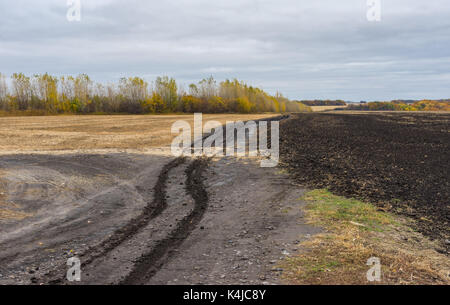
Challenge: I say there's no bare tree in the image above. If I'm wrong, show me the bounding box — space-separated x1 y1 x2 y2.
189 83 199 97
119 77 148 102
11 73 32 110
60 76 75 101
74 74 92 104
32 73 59 111
155 76 178 110
198 75 217 100
0 73 8 107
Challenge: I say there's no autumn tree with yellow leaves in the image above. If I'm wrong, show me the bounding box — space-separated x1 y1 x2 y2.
0 73 311 115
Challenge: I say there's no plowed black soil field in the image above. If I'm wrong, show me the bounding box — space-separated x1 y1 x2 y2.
280 112 449 250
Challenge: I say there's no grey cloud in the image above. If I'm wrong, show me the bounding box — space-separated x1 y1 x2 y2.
0 0 449 101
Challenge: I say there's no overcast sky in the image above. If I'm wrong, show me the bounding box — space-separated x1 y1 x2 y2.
1 0 449 101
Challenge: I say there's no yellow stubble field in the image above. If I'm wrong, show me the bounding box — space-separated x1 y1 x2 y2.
0 114 278 153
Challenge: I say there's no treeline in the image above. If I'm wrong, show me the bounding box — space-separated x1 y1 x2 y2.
348 100 450 111
0 73 310 115
294 100 347 106
390 99 450 104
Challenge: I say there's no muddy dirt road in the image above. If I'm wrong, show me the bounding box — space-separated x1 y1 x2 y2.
0 152 316 285
0 114 318 285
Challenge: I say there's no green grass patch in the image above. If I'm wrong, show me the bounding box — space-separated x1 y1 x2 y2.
301 189 395 232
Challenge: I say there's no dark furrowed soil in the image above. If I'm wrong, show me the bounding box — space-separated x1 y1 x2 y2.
280 112 449 250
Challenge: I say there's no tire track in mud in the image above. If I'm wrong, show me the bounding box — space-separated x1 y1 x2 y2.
120 157 209 285
119 116 288 284
43 157 186 284
42 115 284 284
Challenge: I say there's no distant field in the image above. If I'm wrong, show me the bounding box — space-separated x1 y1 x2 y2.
310 105 348 112
0 114 277 153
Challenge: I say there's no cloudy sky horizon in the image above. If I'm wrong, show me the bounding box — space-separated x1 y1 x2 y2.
1 0 449 101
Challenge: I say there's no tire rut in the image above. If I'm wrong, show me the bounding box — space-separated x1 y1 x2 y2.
39 115 283 284
42 157 186 284
120 157 209 285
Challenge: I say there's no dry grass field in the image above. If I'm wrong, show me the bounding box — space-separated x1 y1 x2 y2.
310 106 348 112
281 189 449 284
0 114 277 153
